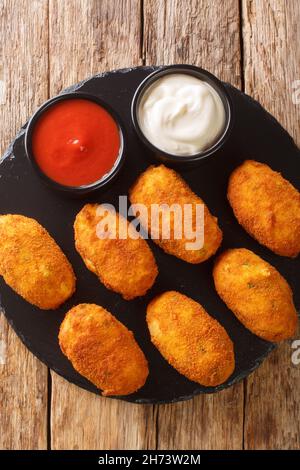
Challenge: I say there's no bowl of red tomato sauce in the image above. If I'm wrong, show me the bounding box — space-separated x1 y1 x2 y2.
25 92 125 196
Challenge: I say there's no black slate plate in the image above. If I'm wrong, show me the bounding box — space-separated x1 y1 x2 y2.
0 66 299 404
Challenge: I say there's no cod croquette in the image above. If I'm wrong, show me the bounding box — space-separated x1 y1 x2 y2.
0 214 75 309
146 291 235 387
74 204 158 300
228 160 300 257
129 165 222 264
59 303 149 396
213 248 298 342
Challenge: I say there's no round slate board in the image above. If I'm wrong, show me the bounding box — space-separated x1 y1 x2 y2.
0 66 299 404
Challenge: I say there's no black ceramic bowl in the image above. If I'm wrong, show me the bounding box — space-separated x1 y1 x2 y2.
25 92 126 196
131 65 234 167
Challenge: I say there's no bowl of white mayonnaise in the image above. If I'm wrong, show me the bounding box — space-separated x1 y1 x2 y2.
131 65 233 166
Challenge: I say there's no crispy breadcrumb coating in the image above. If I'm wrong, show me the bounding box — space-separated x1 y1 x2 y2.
74 204 158 300
228 160 300 257
213 248 298 342
129 165 222 264
146 291 235 387
0 214 75 309
59 303 149 396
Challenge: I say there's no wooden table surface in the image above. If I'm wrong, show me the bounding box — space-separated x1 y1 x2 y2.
0 0 299 450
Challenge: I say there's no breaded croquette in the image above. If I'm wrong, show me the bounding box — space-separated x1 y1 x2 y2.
146 291 235 387
228 160 300 257
0 214 75 309
129 165 222 264
74 204 158 300
213 248 298 342
59 303 149 396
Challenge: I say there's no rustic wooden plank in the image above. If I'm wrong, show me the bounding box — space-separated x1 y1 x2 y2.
143 0 242 87
242 0 300 449
49 0 142 95
143 0 244 450
49 0 157 450
243 0 300 147
157 387 243 450
51 376 156 450
0 0 49 450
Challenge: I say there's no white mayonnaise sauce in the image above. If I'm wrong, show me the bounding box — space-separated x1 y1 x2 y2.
138 73 226 156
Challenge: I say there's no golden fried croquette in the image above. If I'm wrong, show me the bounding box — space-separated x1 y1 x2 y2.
0 214 75 309
146 291 235 387
213 248 298 342
129 165 222 264
59 303 149 396
228 160 300 257
74 204 158 300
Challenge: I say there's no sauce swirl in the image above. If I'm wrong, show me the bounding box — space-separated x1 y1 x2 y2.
138 74 225 156
32 98 120 187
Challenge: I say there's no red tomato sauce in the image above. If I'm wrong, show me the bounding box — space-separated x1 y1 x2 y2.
32 99 120 187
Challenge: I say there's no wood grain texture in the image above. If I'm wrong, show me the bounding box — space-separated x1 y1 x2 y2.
51 376 156 450
49 0 142 95
243 0 300 147
1 0 299 451
156 387 243 450
143 0 244 450
48 0 157 450
242 0 300 449
143 0 242 87
0 0 48 450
